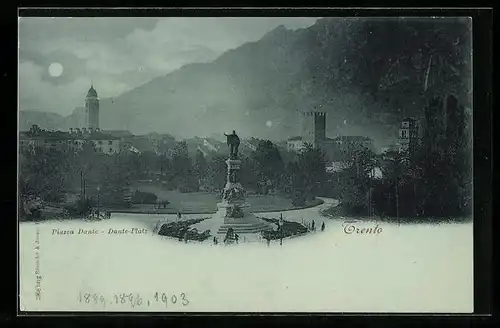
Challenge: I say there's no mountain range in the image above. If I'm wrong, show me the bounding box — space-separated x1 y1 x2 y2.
19 17 471 149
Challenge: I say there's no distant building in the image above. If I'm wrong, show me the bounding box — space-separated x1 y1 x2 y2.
121 141 141 154
330 136 374 152
83 130 121 155
285 110 326 152
241 138 260 152
286 136 306 152
203 138 220 152
85 85 100 130
286 110 375 161
301 111 326 148
20 125 120 155
20 125 78 153
398 117 423 154
325 160 383 179
319 136 374 161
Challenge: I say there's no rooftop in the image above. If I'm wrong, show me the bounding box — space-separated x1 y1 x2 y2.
86 131 120 140
102 130 133 138
20 129 119 141
86 85 98 98
331 136 372 141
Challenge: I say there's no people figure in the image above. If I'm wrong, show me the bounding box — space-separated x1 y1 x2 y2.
213 236 218 245
183 230 188 243
321 222 325 232
224 227 234 245
224 130 240 159
235 233 239 244
177 212 182 221
312 220 315 231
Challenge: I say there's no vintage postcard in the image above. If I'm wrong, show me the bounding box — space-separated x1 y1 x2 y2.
18 14 474 313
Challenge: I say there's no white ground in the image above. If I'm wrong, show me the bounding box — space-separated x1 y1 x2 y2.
19 198 473 313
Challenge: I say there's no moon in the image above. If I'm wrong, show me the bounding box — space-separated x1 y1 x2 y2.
48 62 63 77
266 120 273 128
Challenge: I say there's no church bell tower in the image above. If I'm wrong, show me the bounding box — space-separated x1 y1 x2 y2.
85 84 99 130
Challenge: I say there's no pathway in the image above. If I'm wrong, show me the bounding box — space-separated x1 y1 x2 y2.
110 197 339 236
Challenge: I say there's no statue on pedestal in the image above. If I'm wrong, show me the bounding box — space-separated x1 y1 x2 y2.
224 130 240 159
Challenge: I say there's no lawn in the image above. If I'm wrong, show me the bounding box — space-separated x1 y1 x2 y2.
119 182 323 214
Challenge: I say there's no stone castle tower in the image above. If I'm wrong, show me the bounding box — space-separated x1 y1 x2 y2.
301 111 326 147
85 85 99 130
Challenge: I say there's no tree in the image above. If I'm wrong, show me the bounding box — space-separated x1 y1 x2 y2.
239 155 259 192
139 151 160 177
171 141 198 192
297 143 328 197
335 144 377 215
206 155 227 192
377 150 408 218
193 149 208 186
370 96 472 219
252 140 285 190
282 143 328 205
286 161 307 206
19 147 70 203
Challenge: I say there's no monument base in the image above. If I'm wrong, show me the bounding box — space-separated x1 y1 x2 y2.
212 206 275 236
190 202 275 238
189 150 276 241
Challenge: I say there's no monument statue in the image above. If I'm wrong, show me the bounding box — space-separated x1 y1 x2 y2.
208 129 272 237
224 130 240 159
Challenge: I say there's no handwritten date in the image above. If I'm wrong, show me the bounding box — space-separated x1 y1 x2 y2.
78 291 189 308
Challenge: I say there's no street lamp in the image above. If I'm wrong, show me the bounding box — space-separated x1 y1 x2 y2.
97 186 100 219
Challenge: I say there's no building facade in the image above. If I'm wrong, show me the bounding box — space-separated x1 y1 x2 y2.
398 117 422 154
286 136 306 152
20 125 120 155
286 110 327 152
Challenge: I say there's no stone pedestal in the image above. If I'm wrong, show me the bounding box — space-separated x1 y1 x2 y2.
214 158 274 236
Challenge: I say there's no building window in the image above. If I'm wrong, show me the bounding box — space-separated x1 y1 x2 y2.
109 148 113 153
98 140 103 145
108 140 113 145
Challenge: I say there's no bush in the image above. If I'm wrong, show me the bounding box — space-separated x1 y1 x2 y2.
19 208 42 222
158 218 211 241
260 217 308 240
